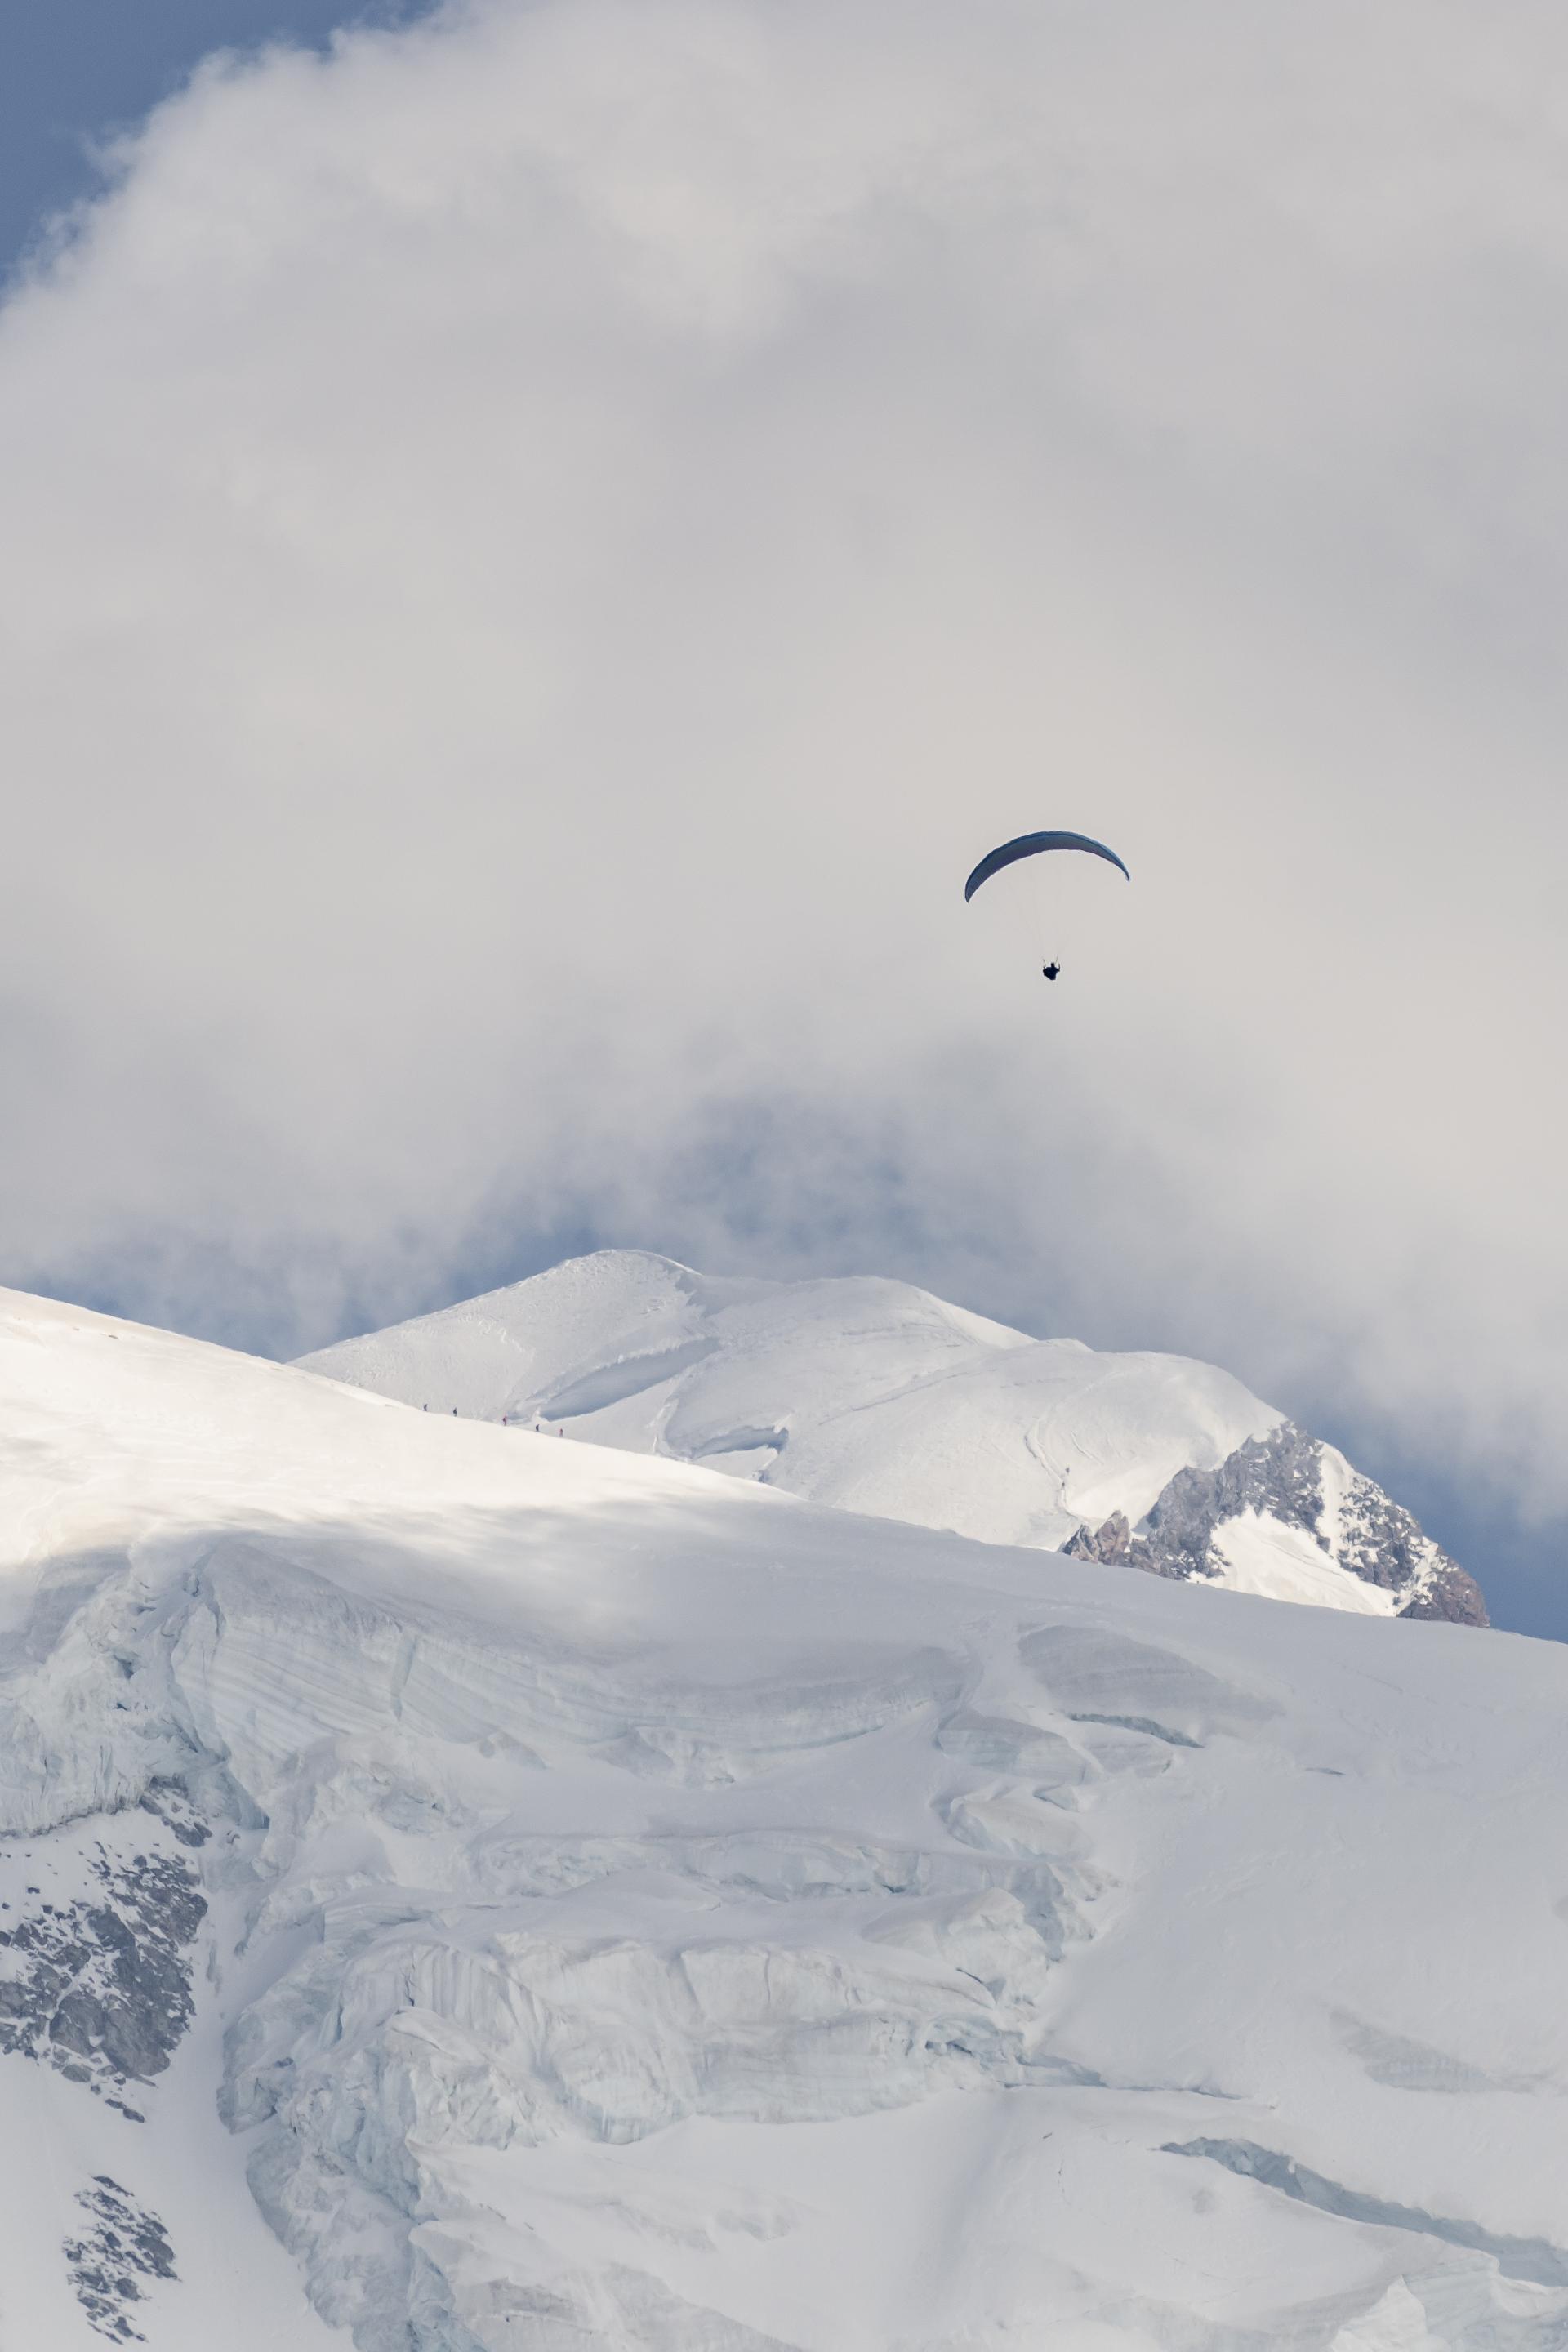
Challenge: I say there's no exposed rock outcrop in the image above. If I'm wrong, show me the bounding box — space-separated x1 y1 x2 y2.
0 1839 207 2102
65 2175 176 2343
1065 1423 1488 1625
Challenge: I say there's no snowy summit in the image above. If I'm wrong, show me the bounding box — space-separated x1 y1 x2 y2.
301 1250 1486 1625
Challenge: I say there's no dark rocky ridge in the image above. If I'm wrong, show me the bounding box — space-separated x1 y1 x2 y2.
1064 1422 1487 1626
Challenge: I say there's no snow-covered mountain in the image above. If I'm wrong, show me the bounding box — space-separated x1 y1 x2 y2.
301 1250 1487 1625
2 1280 1558 2348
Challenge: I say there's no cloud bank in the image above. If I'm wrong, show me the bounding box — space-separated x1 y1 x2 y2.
0 0 1565 1534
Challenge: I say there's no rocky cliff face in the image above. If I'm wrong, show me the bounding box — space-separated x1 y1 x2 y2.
1064 1423 1488 1625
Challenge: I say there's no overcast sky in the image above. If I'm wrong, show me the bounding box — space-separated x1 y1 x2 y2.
2 0 1565 1633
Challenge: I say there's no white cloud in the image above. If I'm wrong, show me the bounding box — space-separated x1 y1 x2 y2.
1 0 1566 1516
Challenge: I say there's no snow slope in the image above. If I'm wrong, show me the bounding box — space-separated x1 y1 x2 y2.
0 1283 1561 2348
301 1250 1486 1622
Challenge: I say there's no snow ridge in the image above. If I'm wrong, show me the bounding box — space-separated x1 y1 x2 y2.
301 1251 1486 1624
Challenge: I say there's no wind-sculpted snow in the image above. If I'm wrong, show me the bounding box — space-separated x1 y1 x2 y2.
1019 1622 1280 1744
0 1285 1561 2346
300 1250 1487 1623
1163 2141 1568 2291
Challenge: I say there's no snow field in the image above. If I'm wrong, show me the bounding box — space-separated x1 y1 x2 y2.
0 1285 1561 2345
300 1251 1477 1623
299 1250 1281 1553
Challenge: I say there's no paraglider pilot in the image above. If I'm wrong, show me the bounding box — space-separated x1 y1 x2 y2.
962 830 1129 989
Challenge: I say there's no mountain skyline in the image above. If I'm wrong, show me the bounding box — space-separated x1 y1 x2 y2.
300 1246 1491 1628
0 0 1565 1650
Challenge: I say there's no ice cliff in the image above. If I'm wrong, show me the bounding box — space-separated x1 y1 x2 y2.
0 1285 1558 2348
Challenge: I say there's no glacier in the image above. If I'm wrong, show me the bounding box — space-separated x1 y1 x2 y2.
0 1281 1561 2347
301 1250 1486 1624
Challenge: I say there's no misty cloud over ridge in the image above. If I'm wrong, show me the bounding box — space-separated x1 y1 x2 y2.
0 0 1564 1535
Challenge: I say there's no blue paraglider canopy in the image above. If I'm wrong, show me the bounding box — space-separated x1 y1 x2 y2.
963 830 1130 902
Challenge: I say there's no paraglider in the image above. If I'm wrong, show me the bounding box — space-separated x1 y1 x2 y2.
964 831 1129 980
963 830 1130 902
